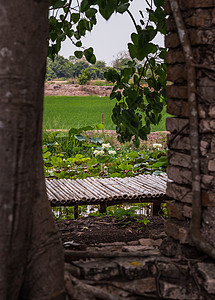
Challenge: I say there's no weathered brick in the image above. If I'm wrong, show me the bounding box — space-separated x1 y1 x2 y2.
166 85 188 99
167 166 192 185
164 0 215 14
166 118 189 134
183 205 192 219
202 207 215 248
213 7 215 24
201 157 210 174
167 100 189 117
167 64 187 83
157 262 188 279
199 76 215 87
208 159 215 171
190 28 215 45
200 140 210 156
167 101 207 118
166 201 184 220
208 105 215 118
166 50 185 64
164 219 192 244
197 262 215 294
211 136 215 153
167 135 190 151
202 175 215 192
200 119 215 133
198 104 207 119
198 86 215 103
166 182 192 204
193 46 215 65
166 16 176 33
159 280 199 300
185 9 212 27
168 151 191 168
165 33 180 48
202 191 215 207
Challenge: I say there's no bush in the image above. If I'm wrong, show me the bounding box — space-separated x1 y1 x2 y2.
78 69 91 85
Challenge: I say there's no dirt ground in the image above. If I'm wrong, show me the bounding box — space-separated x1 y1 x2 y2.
56 215 165 248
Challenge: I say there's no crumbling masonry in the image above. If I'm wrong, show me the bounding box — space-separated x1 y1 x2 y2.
65 1 215 298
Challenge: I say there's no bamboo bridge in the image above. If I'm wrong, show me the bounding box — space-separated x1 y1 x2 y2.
46 173 169 218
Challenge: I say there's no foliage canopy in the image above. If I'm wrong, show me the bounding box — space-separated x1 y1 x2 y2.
49 0 166 146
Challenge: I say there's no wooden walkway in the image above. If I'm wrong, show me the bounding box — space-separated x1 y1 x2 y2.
46 173 169 218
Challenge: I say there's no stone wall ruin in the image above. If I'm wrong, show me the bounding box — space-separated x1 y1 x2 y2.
165 0 215 252
64 1 215 298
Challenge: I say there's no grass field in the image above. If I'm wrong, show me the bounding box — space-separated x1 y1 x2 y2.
43 95 169 131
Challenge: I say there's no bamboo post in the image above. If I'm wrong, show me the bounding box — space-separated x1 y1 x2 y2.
74 205 79 219
152 201 160 216
99 202 107 214
101 113 104 133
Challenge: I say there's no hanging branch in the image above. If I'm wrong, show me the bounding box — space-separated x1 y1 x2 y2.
169 0 215 259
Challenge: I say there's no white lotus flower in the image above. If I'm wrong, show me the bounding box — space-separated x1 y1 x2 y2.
108 150 116 155
102 143 111 149
153 143 162 150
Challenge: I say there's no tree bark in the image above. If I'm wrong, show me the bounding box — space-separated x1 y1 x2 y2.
0 1 65 299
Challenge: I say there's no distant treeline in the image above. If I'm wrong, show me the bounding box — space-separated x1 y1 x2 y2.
46 55 109 81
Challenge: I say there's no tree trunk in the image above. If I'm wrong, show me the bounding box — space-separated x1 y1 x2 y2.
0 1 65 299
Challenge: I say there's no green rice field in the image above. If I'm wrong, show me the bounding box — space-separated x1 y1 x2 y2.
43 95 169 131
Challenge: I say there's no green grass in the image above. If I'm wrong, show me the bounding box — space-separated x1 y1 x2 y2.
43 95 169 131
43 95 117 130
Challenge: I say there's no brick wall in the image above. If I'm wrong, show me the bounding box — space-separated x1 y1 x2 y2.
165 0 215 248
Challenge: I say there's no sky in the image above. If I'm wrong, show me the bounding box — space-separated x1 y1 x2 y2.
59 0 164 66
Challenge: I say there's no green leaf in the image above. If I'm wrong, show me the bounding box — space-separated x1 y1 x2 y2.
71 13 80 24
154 0 164 7
85 8 97 18
75 41 82 47
95 123 103 130
74 51 83 59
128 43 137 59
84 47 96 64
116 3 130 13
50 0 66 9
80 125 94 131
80 0 90 12
74 135 86 142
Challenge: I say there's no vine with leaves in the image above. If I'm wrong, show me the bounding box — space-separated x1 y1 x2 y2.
49 0 166 147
